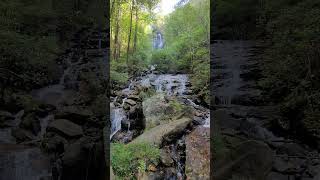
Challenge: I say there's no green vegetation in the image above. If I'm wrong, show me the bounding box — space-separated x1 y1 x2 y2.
260 0 320 141
215 0 320 143
111 142 160 179
0 0 105 103
111 0 210 105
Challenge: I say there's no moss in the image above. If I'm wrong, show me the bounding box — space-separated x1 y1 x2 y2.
111 142 160 179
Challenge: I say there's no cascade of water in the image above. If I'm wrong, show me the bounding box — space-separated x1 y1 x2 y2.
38 115 54 138
110 108 126 139
203 114 210 128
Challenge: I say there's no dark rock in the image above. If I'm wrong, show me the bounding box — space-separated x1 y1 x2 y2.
160 149 174 167
55 106 93 125
277 143 307 156
128 94 141 101
61 139 107 180
185 126 210 179
132 117 192 146
124 99 137 106
41 134 67 154
11 128 35 142
48 119 83 138
213 140 273 180
267 172 288 180
20 112 41 135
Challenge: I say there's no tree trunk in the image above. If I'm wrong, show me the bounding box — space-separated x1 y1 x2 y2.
133 6 139 52
126 0 134 72
113 1 121 61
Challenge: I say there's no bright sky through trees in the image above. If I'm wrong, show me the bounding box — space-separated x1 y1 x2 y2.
155 0 179 15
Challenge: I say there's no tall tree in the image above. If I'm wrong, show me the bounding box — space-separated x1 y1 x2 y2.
126 0 134 70
133 4 139 52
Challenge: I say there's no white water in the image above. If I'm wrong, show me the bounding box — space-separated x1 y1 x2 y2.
110 107 126 139
38 115 54 138
150 74 188 96
153 32 164 49
203 114 210 128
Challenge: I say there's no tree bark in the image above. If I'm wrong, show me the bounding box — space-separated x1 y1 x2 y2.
126 0 134 72
133 5 139 52
113 1 121 60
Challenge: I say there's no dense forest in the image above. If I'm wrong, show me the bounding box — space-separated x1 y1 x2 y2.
110 0 210 179
0 1 108 180
110 0 210 105
213 0 320 179
214 0 320 148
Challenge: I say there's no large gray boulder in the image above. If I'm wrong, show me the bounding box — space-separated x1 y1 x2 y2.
48 119 83 138
131 117 192 146
142 94 188 129
185 126 210 179
213 140 273 180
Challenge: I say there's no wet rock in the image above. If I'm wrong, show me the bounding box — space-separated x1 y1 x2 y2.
213 140 272 180
128 94 141 101
55 106 93 125
267 172 288 180
124 99 137 106
61 139 107 180
20 112 41 135
185 126 210 179
0 110 15 127
11 127 35 142
160 149 174 166
142 94 188 129
131 117 192 146
277 143 307 156
41 133 68 154
48 119 83 138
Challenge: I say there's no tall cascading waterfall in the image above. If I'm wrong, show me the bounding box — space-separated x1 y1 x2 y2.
153 31 164 49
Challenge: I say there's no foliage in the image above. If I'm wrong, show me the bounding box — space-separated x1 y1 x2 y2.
111 142 160 179
214 0 263 39
0 0 105 92
258 0 320 139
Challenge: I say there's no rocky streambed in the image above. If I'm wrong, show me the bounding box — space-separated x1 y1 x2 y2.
0 28 108 180
212 40 320 180
110 69 210 179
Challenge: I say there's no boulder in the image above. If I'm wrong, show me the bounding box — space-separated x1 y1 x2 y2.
143 94 187 129
277 143 307 156
131 117 192 146
160 149 174 167
0 110 15 127
185 126 210 179
124 99 137 106
11 128 36 142
61 139 107 180
48 119 83 138
266 172 288 180
55 106 93 125
19 112 41 135
213 140 273 180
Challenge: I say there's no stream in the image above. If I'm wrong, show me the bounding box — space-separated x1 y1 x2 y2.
213 40 320 180
110 66 210 179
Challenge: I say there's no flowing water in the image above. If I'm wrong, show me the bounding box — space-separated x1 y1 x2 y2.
110 106 126 139
110 66 210 179
153 32 164 49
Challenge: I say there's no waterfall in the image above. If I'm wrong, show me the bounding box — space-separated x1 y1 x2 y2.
152 74 188 95
203 114 210 128
153 32 164 49
110 108 126 139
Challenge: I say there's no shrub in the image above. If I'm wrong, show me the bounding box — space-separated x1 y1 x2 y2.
111 142 160 179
